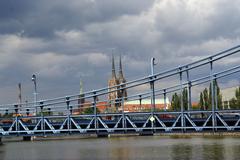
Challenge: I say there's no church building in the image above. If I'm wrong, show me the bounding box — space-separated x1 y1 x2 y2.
108 55 127 111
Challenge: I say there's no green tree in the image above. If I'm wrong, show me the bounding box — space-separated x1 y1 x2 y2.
199 92 204 110
182 88 188 110
3 113 13 118
83 107 100 114
229 87 240 109
216 81 223 109
171 93 180 111
171 89 188 111
37 109 53 116
199 80 223 111
209 80 222 109
203 88 209 110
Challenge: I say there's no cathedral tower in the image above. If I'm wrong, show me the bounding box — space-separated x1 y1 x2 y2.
108 55 127 111
108 55 120 110
118 55 127 100
78 79 85 108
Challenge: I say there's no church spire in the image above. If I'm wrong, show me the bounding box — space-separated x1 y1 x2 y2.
119 54 124 80
78 79 85 108
118 54 127 100
112 54 117 78
80 79 83 95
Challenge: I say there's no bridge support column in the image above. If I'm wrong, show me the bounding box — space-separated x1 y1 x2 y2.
179 67 186 132
23 136 32 141
93 92 98 134
150 80 156 133
214 78 218 131
214 79 218 110
150 57 156 133
186 69 192 116
66 97 71 134
40 102 45 135
121 85 126 132
210 59 216 132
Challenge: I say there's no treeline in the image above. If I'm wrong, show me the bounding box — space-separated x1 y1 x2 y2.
171 80 240 110
228 87 240 109
171 88 188 111
170 80 222 111
199 80 222 110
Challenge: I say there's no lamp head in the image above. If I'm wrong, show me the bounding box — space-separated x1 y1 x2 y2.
32 74 36 81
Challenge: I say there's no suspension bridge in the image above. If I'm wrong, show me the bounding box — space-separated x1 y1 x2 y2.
1 45 240 140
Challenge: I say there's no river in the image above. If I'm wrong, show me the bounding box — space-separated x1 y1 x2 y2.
0 136 239 160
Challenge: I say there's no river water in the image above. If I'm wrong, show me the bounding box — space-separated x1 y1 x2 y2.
0 136 240 160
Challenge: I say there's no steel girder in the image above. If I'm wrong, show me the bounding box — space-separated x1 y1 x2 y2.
0 110 240 137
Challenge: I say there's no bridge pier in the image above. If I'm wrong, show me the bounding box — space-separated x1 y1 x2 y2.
97 133 108 138
139 130 154 136
23 136 32 141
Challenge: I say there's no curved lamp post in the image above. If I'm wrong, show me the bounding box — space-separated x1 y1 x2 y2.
32 74 37 115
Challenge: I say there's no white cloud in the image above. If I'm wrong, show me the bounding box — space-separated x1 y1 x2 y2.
85 52 108 66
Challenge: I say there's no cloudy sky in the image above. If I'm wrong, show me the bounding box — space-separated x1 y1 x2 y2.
0 0 240 104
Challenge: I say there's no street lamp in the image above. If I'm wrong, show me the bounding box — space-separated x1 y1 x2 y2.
150 57 157 132
32 74 37 115
151 57 156 76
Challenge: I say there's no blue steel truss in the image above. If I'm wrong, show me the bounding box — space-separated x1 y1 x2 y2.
0 110 240 136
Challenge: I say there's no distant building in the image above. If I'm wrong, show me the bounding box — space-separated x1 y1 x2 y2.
73 101 91 115
221 86 238 109
96 98 171 113
108 55 127 111
122 98 170 112
97 102 109 113
191 102 199 109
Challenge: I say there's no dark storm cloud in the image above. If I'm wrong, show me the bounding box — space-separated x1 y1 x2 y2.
0 0 36 33
0 0 155 38
0 0 35 19
0 0 240 104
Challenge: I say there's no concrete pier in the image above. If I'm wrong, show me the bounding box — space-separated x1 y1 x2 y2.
97 133 108 138
23 136 32 141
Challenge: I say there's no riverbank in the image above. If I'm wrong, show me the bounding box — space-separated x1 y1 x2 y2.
155 132 240 138
1 132 240 143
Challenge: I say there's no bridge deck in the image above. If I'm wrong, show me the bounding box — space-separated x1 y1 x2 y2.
1 111 240 137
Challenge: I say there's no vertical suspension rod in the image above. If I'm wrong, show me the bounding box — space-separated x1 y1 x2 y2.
66 97 70 132
164 89 167 111
210 58 216 131
121 85 126 129
93 92 98 131
179 67 185 131
214 78 218 110
150 57 156 132
40 102 45 135
186 68 192 113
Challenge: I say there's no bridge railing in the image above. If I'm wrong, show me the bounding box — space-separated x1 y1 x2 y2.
1 45 240 107
0 45 240 135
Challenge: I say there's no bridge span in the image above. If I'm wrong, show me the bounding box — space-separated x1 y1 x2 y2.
1 45 240 139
